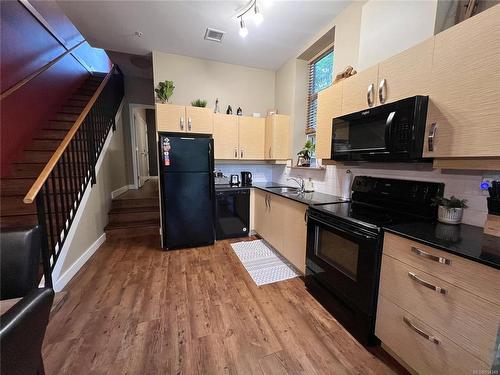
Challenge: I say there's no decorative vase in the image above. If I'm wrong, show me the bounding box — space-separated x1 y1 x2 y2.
437 206 463 225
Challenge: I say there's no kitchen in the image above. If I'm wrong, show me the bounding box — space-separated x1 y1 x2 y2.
21 0 500 374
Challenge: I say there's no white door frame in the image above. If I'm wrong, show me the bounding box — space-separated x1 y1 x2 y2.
129 103 155 189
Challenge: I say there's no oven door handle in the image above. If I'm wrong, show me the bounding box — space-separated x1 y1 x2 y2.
309 216 377 241
384 111 396 151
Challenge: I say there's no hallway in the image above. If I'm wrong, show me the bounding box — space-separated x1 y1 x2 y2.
42 233 399 375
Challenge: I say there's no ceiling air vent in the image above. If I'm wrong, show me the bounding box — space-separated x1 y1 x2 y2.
204 28 225 43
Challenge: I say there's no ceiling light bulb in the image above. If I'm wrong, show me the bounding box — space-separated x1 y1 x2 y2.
254 4 263 25
239 17 248 38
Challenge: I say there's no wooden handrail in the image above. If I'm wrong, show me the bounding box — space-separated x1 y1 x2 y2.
23 65 116 204
0 40 86 101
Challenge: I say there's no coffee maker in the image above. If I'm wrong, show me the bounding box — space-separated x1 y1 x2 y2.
241 171 252 186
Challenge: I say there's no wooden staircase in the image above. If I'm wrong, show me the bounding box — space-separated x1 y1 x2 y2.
0 75 104 232
105 180 160 239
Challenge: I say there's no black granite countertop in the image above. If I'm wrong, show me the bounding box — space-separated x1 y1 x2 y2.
384 221 500 270
215 184 251 192
252 183 347 205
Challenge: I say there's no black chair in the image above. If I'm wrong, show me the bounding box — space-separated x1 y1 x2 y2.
1 226 42 300
1 226 54 375
1 288 54 375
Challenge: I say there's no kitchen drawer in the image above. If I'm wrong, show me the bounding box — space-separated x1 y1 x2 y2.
383 233 500 306
380 254 500 365
376 295 490 375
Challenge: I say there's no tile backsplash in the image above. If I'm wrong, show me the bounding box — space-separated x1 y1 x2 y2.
272 163 493 227
215 164 272 183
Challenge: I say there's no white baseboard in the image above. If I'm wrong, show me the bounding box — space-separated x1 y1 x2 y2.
111 184 138 199
53 233 106 292
111 185 129 199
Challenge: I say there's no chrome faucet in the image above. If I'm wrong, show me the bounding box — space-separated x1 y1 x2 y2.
287 176 305 194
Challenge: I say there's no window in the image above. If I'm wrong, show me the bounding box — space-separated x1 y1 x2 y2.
306 49 334 134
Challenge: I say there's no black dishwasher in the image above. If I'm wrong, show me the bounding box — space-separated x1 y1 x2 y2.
215 187 250 239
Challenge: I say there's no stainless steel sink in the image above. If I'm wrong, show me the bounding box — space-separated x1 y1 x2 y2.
267 187 300 194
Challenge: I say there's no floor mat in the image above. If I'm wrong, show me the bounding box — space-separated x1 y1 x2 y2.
231 239 299 286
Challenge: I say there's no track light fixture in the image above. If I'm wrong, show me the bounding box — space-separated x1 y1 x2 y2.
239 17 248 38
236 0 265 38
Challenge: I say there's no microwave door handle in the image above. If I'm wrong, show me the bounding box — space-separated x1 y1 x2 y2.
385 111 396 151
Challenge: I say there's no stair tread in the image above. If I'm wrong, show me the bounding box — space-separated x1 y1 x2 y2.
105 219 160 230
109 206 159 214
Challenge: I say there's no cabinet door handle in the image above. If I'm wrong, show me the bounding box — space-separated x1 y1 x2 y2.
408 272 447 295
304 209 308 224
428 123 437 152
180 117 185 131
188 117 192 131
367 83 375 107
403 316 440 345
411 246 451 265
378 79 387 104
265 194 269 209
268 146 272 158
240 149 244 158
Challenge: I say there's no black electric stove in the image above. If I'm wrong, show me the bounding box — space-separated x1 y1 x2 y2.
305 176 444 346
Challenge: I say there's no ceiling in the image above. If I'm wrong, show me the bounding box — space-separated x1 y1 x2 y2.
56 1 351 72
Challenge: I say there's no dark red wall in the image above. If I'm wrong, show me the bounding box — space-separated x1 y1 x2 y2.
0 1 111 176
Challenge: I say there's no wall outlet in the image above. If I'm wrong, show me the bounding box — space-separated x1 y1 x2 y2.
481 174 500 191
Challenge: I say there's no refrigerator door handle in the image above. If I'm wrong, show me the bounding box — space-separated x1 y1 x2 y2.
208 142 214 200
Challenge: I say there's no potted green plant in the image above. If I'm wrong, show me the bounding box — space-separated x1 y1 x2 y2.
155 80 175 103
432 196 468 224
191 99 207 108
297 140 315 167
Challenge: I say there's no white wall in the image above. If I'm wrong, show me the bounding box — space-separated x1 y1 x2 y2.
357 0 438 70
153 51 275 116
56 108 128 288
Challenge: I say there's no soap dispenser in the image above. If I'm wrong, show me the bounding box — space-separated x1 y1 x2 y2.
304 178 314 192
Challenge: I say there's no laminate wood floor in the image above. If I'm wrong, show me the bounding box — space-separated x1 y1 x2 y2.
43 235 402 375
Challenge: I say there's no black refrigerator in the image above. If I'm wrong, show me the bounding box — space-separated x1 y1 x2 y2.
158 133 215 249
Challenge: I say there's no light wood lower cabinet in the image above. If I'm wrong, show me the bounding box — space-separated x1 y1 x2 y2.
377 233 500 373
376 295 489 375
423 5 500 158
280 198 307 273
316 82 343 160
253 190 307 273
379 254 500 365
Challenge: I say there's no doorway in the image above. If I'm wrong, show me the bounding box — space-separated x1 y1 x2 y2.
129 104 157 189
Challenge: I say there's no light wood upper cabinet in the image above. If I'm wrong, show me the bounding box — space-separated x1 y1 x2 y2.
341 65 379 115
377 38 434 105
213 114 238 159
185 106 213 134
156 103 186 132
156 104 213 134
423 5 500 158
316 82 343 159
265 114 290 160
239 117 265 160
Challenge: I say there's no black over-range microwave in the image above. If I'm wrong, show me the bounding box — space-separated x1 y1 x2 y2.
331 96 429 162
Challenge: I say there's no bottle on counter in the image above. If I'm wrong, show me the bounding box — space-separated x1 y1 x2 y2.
304 178 314 192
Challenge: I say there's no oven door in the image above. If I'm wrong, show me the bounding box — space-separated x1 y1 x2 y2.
306 215 380 314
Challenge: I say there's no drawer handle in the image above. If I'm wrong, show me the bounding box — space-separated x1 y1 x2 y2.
403 316 440 345
411 247 451 265
408 272 447 295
